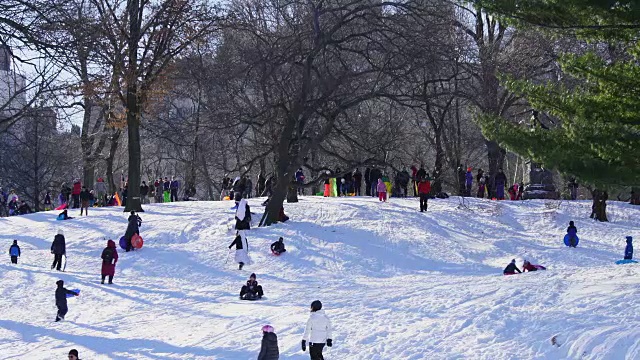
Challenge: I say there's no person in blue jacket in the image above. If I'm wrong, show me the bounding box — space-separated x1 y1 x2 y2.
566 221 578 247
9 240 20 264
624 236 633 260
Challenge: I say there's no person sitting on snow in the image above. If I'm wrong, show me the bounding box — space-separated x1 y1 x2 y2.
522 260 546 272
271 237 287 255
240 273 264 300
566 221 578 247
503 259 521 275
57 209 74 220
625 236 633 260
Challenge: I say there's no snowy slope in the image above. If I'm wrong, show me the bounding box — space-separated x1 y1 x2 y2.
0 197 638 360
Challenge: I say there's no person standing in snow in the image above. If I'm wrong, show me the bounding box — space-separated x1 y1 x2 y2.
229 232 251 270
418 177 431 212
239 273 264 299
51 229 66 271
376 178 387 202
568 178 579 200
79 186 91 216
624 236 633 260
44 191 52 211
9 240 20 264
55 280 78 321
140 181 149 204
94 178 107 206
301 300 333 360
397 169 410 198
476 169 486 198
566 221 578 247
369 167 382 197
503 259 521 275
101 239 119 284
353 169 363 196
465 167 473 197
71 179 82 208
258 325 279 360
494 169 507 200
364 168 371 196
170 177 180 202
124 211 141 252
296 168 305 196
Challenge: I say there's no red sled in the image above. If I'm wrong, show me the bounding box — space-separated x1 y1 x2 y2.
272 251 281 256
55 204 68 211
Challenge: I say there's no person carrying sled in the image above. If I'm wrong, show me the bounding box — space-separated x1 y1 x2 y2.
240 273 264 300
522 260 546 272
503 259 521 275
51 229 66 271
101 239 119 284
124 211 141 252
625 236 633 260
302 300 333 360
9 240 20 264
271 237 287 255
229 232 251 270
566 221 578 247
79 186 91 216
55 280 78 321
258 325 279 360
57 209 73 221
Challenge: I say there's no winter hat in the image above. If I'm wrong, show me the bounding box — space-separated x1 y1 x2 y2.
250 273 256 279
261 324 274 333
569 221 575 226
130 211 135 215
278 237 283 242
68 349 79 357
311 300 322 312
510 259 516 264
57 229 64 236
627 236 633 243
56 280 64 287
13 240 17 244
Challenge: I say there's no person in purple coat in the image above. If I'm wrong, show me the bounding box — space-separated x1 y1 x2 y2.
465 167 473 197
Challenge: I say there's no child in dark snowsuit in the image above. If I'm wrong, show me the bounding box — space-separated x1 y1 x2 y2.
55 280 78 321
258 325 280 360
9 240 20 264
625 236 633 260
567 221 578 247
503 259 521 275
271 237 286 255
240 273 264 300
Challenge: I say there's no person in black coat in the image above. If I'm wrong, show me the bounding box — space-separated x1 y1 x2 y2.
369 167 382 196
51 230 66 271
271 237 286 255
55 280 78 321
258 325 279 360
124 211 141 252
240 273 264 299
503 259 521 275
364 168 371 196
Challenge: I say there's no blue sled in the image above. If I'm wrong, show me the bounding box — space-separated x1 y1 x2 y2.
615 259 638 265
564 234 579 247
66 289 80 298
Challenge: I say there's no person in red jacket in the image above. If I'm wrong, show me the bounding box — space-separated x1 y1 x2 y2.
418 177 431 212
71 179 82 209
101 239 119 284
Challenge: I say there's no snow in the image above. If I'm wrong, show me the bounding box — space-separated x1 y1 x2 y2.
0 197 639 359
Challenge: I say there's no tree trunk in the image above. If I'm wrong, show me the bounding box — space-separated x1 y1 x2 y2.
432 128 444 194
631 187 640 205
592 189 609 222
261 179 288 226
106 130 121 195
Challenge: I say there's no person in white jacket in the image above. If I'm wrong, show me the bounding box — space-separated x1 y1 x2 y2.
302 300 333 360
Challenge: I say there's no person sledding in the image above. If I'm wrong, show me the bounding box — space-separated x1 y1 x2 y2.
565 221 578 247
503 259 521 275
9 240 20 264
101 239 119 284
57 209 73 221
271 237 287 255
124 211 141 252
624 236 633 260
55 280 78 322
240 273 264 300
229 232 251 270
522 260 546 272
257 324 279 360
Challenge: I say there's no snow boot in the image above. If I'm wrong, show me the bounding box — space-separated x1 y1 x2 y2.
239 262 244 270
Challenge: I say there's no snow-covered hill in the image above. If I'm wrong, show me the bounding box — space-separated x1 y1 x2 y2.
0 197 638 359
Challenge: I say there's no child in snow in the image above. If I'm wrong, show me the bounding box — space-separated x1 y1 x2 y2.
79 186 91 216
68 349 80 360
566 221 578 247
302 300 333 360
258 325 279 360
625 236 633 260
503 259 521 275
51 229 66 271
55 280 78 321
240 273 264 300
418 177 431 212
101 239 119 284
271 237 286 255
376 179 387 202
57 209 73 221
522 260 546 272
124 211 141 252
9 240 20 264
229 233 251 270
